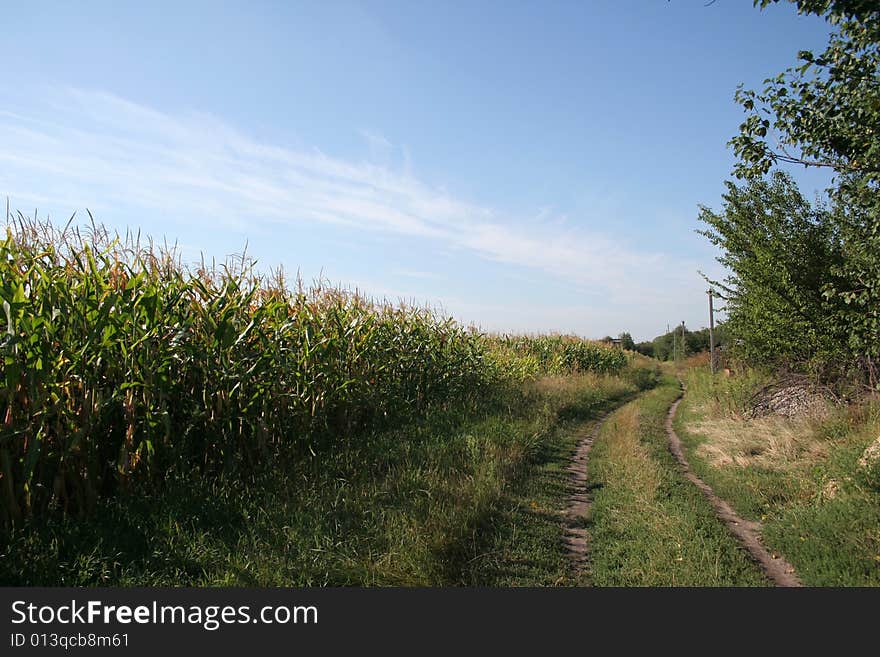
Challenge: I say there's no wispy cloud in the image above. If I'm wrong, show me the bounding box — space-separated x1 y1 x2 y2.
360 129 394 165
0 87 712 337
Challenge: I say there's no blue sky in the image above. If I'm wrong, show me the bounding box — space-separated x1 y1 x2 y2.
2 1 834 340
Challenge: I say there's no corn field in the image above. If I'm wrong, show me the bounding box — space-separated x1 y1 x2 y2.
0 216 627 528
488 334 628 379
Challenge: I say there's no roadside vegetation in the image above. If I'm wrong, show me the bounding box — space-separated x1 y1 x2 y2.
0 215 636 585
458 361 661 586
674 366 880 586
2 370 649 585
586 374 768 586
668 0 880 586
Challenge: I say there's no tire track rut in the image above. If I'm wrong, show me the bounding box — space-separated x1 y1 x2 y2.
563 413 611 575
665 389 802 587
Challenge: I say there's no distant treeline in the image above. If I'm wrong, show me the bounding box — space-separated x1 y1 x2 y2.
599 328 724 362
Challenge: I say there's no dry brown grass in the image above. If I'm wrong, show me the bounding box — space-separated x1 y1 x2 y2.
525 373 633 408
528 373 602 395
676 368 880 585
689 409 829 471
600 404 662 504
685 352 711 368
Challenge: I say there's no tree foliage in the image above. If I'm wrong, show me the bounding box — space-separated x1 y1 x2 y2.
707 0 880 384
731 1 880 180
698 172 851 372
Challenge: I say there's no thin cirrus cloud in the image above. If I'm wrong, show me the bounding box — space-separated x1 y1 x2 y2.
0 87 708 335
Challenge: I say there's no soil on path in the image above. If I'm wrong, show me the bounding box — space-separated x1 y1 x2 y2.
665 389 803 587
563 415 609 575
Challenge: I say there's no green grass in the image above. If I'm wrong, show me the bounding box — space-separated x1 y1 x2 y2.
674 366 880 586
587 376 769 586
450 381 641 586
0 373 637 586
455 360 662 586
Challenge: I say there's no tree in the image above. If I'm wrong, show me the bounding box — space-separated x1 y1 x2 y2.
634 341 655 357
640 325 717 362
731 1 880 180
618 332 636 351
685 328 710 354
713 0 880 383
698 172 849 372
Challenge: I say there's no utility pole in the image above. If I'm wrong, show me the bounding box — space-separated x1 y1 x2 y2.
680 321 686 362
707 289 716 374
